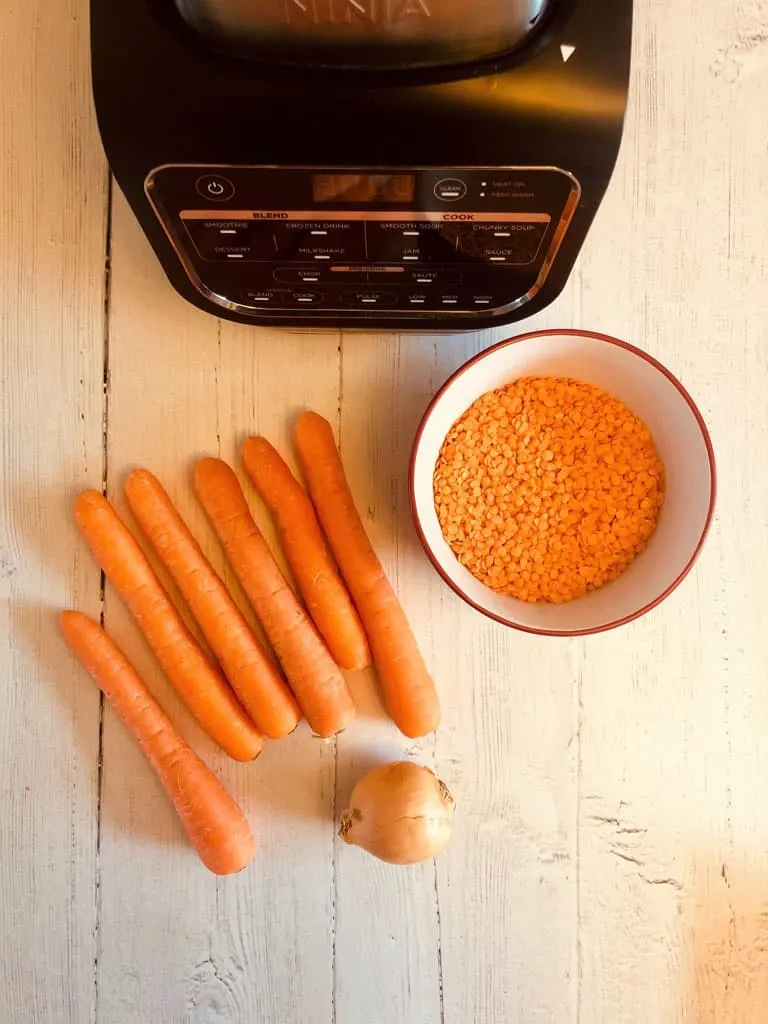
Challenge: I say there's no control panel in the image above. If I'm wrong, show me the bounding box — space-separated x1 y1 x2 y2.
145 167 580 320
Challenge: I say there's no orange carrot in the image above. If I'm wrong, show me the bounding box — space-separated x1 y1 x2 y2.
242 436 371 672
73 490 264 761
293 412 440 738
193 457 355 737
60 611 255 875
124 469 300 740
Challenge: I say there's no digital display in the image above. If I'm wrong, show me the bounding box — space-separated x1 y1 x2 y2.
312 174 415 204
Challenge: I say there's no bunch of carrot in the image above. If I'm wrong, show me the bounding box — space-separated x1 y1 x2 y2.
61 412 439 875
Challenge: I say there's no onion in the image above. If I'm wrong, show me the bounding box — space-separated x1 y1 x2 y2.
339 761 455 865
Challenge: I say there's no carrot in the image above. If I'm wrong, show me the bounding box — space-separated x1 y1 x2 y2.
193 457 355 737
242 436 371 672
73 490 264 762
59 611 255 875
293 412 440 738
124 469 300 740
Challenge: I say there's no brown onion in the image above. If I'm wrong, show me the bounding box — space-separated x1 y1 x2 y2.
339 761 455 865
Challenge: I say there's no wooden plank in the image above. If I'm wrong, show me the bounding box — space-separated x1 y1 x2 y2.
576 0 768 1020
334 311 580 1022
97 188 339 1023
434 295 583 1023
333 334 443 1024
0 1 108 1020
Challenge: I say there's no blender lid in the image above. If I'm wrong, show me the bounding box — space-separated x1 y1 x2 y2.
173 0 552 69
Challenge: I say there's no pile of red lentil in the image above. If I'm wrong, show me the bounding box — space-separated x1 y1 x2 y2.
433 377 665 604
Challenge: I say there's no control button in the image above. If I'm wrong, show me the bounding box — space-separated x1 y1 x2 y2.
441 295 459 305
359 267 461 285
290 291 324 305
182 219 275 260
340 290 398 307
456 221 548 264
213 244 253 260
195 175 235 202
434 178 467 202
274 221 365 261
275 268 321 284
208 222 249 240
408 269 462 286
274 267 367 285
367 223 459 263
242 290 274 305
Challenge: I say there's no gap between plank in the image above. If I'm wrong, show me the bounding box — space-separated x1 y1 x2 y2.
433 722 445 1024
215 320 222 457
430 559 445 1024
575 658 584 1023
93 169 114 1024
330 332 344 1024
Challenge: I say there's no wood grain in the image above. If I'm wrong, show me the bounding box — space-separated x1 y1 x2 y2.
97 189 339 1023
433 315 582 1024
333 334 443 1024
3 0 768 1019
0 2 108 1021
333 315 582 1023
576 0 768 1021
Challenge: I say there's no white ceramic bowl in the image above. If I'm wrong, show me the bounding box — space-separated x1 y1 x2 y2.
410 330 716 636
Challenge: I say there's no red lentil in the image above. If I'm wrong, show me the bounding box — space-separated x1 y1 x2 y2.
433 377 665 604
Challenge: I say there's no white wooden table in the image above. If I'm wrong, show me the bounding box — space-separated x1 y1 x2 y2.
2 2 768 1021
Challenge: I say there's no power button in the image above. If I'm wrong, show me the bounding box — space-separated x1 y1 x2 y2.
196 175 235 202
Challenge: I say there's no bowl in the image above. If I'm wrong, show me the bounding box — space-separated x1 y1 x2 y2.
409 329 716 636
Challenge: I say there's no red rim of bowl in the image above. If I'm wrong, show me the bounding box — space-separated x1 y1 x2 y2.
408 328 718 637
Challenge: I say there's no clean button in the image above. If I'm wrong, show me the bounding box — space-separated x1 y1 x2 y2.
434 178 467 201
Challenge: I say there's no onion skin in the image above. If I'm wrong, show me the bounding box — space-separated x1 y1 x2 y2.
339 761 455 865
